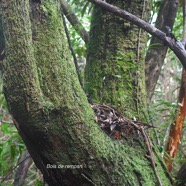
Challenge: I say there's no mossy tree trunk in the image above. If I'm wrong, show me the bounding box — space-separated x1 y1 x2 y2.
85 0 149 120
1 0 172 185
0 5 4 62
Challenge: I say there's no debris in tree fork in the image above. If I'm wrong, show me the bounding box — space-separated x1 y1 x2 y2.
91 103 163 186
91 104 153 140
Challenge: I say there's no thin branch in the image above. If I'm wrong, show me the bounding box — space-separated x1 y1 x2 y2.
140 128 163 186
88 0 186 68
60 0 89 44
61 10 84 88
13 150 33 186
81 174 96 186
148 109 160 146
1 153 31 184
130 122 163 186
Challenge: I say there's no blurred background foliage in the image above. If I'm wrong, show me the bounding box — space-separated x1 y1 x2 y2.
151 2 185 175
0 0 186 185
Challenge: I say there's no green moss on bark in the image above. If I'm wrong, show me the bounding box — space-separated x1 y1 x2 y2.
1 0 172 185
85 0 150 120
0 7 5 58
31 1 73 106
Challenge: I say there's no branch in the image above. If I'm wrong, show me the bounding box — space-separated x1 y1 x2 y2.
13 150 32 186
129 122 163 186
60 0 89 44
61 11 84 88
1 151 31 185
145 0 179 100
88 0 186 68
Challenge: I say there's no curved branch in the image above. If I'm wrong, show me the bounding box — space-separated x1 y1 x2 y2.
13 150 32 186
61 11 84 88
88 0 186 68
60 0 89 44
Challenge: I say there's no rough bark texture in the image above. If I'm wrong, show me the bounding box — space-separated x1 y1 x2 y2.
85 0 150 119
0 6 5 62
87 0 186 70
1 0 172 185
145 0 178 101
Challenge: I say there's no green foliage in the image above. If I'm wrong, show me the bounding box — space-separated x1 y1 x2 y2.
36 179 43 186
66 0 91 59
151 0 161 23
173 4 183 40
68 0 92 17
0 112 26 185
0 76 26 184
150 53 183 174
0 125 25 172
70 28 87 57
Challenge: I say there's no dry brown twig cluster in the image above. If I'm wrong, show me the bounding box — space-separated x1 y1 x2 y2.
91 103 162 186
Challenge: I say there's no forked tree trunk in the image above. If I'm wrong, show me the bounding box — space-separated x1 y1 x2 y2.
1 0 172 185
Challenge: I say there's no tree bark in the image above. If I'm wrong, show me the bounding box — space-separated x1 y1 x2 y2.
86 0 186 69
0 6 5 62
85 0 149 119
1 0 173 185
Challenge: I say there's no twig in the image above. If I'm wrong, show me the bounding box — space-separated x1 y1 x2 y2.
147 107 160 146
130 122 163 186
13 150 33 186
162 122 171 148
1 153 31 184
135 0 147 119
0 48 5 61
61 10 84 88
140 128 163 186
81 173 96 186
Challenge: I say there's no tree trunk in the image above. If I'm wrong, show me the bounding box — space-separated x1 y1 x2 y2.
1 0 172 185
85 0 149 119
0 6 5 62
145 0 178 101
